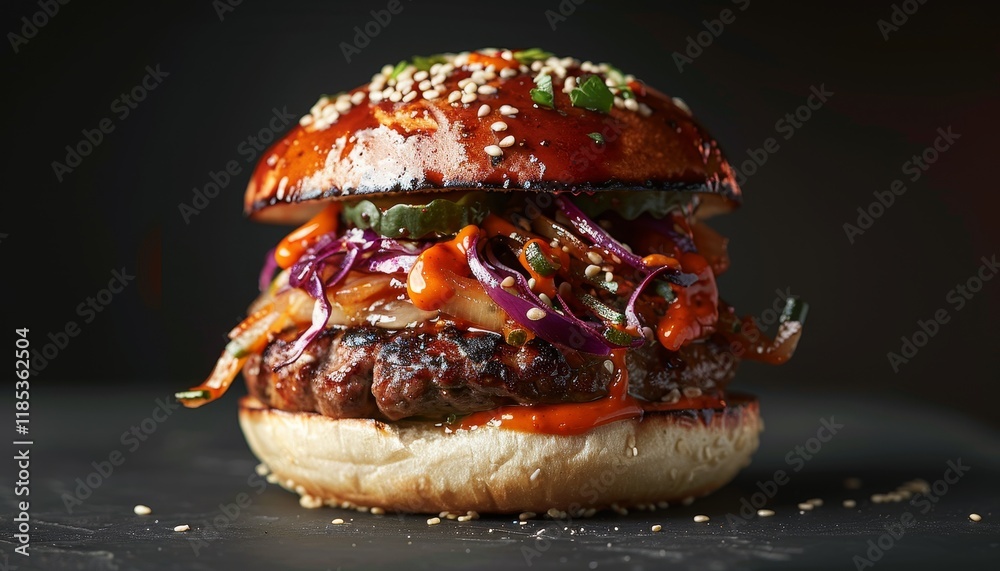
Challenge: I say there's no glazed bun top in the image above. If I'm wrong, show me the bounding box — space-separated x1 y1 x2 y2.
244 48 742 223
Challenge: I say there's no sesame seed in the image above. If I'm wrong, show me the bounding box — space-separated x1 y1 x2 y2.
491 121 508 131
332 518 345 524
413 70 428 81
500 67 517 78
335 99 352 113
842 500 857 508
807 498 824 507
133 504 152 515
299 115 314 127
173 524 190 532
498 135 516 147
683 387 702 398
418 79 432 92
500 276 516 288
969 513 982 522
530 468 541 482
651 524 662 532
423 90 440 100
478 104 492 117
370 507 385 515
463 82 477 94
538 293 554 307
605 271 614 282
527 277 537 289
527 308 547 321
546 508 562 518
448 90 462 103
389 91 402 103
797 502 814 511
586 252 603 265
484 145 503 157
461 92 478 104
457 515 472 522
693 515 709 523
614 97 625 109
426 517 441 525
519 512 536 521
499 105 519 116
351 91 366 105
478 85 497 95
402 91 418 103
638 103 653 117
585 264 601 278
757 509 775 517
624 98 639 112
603 360 614 373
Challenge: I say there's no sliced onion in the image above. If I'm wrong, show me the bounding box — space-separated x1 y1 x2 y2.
438 270 508 331
258 247 279 291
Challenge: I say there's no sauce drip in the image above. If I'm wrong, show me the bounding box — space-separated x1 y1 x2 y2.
656 252 718 351
274 204 341 269
456 349 642 435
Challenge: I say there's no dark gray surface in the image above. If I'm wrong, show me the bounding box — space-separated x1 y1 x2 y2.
1 386 997 570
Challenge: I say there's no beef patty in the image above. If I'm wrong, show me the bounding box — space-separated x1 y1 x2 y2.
243 325 738 421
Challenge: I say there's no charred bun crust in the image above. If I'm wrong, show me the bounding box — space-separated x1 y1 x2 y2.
238 394 762 514
244 49 741 224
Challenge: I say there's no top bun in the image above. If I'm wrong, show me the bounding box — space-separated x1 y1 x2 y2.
244 48 741 224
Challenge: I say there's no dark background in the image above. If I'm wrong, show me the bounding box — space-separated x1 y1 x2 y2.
3 0 998 427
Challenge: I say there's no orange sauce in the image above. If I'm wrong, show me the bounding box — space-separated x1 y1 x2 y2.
656 252 719 351
480 214 523 240
406 225 478 310
274 204 341 269
456 350 643 435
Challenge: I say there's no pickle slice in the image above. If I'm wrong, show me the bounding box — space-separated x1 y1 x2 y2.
344 192 494 238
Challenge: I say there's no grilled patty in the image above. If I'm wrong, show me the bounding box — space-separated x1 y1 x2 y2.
243 325 738 421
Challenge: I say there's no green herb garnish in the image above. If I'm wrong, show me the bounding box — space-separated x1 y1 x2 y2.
605 64 634 99
513 48 553 64
412 54 448 71
570 75 614 113
389 60 408 80
587 132 605 145
530 72 555 109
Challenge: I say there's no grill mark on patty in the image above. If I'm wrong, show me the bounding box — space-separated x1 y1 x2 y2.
244 325 738 421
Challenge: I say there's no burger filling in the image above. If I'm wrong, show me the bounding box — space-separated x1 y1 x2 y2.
178 191 806 432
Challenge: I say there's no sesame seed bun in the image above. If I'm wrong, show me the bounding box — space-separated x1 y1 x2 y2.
238 394 762 514
244 49 741 224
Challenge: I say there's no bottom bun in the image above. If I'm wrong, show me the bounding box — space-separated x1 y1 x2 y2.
238 394 762 514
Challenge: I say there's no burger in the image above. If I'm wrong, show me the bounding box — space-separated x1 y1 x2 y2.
177 48 806 515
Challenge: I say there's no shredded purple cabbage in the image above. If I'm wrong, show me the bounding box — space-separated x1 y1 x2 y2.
273 229 424 368
467 235 615 355
258 247 279 292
